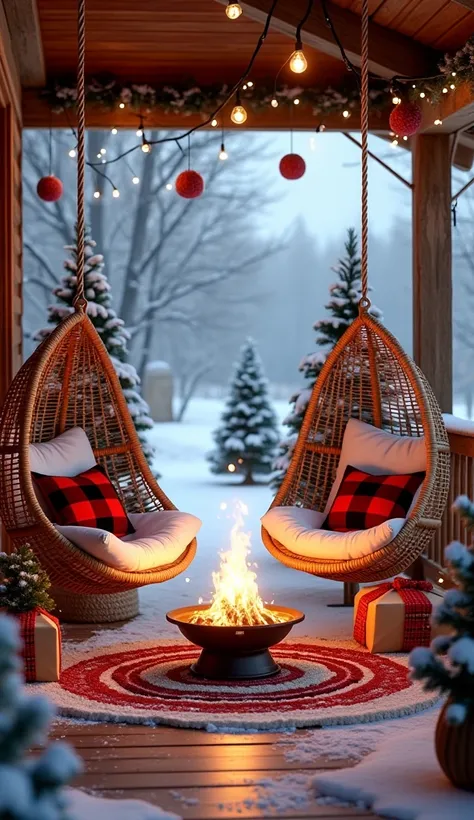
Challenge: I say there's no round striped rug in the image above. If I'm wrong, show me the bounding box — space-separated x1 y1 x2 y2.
41 638 438 730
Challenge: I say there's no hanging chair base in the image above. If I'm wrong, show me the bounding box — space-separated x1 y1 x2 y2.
52 587 139 624
327 583 360 608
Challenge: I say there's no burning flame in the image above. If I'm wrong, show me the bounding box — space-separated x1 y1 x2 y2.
191 501 287 627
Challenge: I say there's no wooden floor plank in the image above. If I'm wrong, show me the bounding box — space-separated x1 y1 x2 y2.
74 767 351 789
53 731 283 748
52 723 281 745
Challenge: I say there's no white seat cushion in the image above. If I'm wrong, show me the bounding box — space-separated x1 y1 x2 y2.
55 510 201 572
30 427 96 477
261 506 405 561
323 418 426 517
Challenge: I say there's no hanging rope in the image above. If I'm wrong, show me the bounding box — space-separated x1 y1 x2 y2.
73 0 87 312
359 0 370 311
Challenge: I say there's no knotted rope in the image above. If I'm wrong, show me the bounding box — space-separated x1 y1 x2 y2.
73 0 87 312
359 0 371 312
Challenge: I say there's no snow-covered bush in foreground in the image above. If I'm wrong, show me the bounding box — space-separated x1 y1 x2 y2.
409 495 474 725
0 614 80 819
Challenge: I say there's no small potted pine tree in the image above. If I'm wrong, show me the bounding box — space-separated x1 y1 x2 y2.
409 495 474 791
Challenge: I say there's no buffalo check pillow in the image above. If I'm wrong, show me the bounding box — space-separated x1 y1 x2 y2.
32 465 135 537
323 465 425 533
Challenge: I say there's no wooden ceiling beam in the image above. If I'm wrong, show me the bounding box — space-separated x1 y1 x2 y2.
420 84 474 169
214 0 439 79
2 0 45 87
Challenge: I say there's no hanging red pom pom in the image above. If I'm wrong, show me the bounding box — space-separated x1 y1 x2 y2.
389 101 422 138
175 170 204 199
37 175 64 202
279 153 306 180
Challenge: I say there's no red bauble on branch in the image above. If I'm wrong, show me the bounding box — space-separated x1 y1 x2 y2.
175 170 204 199
37 175 64 202
279 153 306 180
389 101 422 137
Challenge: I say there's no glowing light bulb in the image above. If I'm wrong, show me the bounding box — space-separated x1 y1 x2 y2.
412 84 416 89
434 118 442 126
271 98 278 108
112 188 120 198
141 142 151 153
211 118 218 127
402 135 408 141
219 144 228 161
100 148 106 155
231 104 247 124
452 72 456 77
136 128 143 137
247 81 253 88
132 176 139 184
290 48 307 74
226 2 242 19
293 98 300 105
111 127 118 134
227 463 236 473
391 138 398 147
392 96 400 105
438 577 444 584
93 190 100 199
450 84 455 90
96 153 102 159
68 148 76 158
442 87 448 94
165 183 173 191
419 91 426 99
242 84 247 90
342 109 351 119
119 102 125 109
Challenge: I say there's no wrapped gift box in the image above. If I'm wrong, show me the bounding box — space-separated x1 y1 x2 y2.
18 608 61 682
353 579 443 654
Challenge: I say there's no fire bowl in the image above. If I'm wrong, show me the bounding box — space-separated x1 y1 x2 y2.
166 604 305 680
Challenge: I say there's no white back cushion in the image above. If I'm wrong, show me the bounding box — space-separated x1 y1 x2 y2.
324 419 426 516
30 427 96 477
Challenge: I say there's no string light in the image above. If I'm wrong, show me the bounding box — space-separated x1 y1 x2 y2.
342 109 351 119
293 98 300 105
136 128 143 137
442 87 448 94
434 118 442 126
412 84 416 89
211 119 218 127
165 183 173 191
100 148 106 155
247 81 253 88
402 135 408 141
452 72 456 77
289 43 307 74
118 102 125 109
392 96 400 105
450 84 455 90
141 139 151 153
111 127 118 134
242 83 247 90
271 98 278 108
68 148 76 158
227 463 236 473
225 2 242 19
112 188 120 198
93 190 100 199
96 153 102 159
219 143 228 160
419 92 426 98
391 138 399 147
132 176 140 184
231 91 247 124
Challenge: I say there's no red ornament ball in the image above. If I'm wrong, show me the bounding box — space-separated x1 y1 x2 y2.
279 153 306 180
175 170 204 199
37 175 64 202
389 101 422 137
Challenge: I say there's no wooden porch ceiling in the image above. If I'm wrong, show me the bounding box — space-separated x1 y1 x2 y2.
12 0 474 168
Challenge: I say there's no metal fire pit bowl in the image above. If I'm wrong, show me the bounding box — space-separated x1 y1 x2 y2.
166 604 305 680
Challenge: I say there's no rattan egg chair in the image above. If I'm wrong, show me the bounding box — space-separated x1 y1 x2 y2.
262 308 450 584
0 0 196 623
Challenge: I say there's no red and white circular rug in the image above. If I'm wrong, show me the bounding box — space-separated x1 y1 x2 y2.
41 639 438 730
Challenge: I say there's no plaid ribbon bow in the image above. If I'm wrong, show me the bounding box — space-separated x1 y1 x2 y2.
18 608 61 682
354 577 433 652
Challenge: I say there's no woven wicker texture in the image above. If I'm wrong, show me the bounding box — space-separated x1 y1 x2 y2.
53 587 139 623
262 312 450 582
0 312 197 594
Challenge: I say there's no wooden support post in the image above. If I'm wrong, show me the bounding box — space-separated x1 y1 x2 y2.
412 134 452 413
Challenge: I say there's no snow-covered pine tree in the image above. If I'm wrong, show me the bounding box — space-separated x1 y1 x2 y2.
271 227 382 489
34 228 155 466
0 546 55 613
208 339 279 484
409 495 474 725
0 614 81 819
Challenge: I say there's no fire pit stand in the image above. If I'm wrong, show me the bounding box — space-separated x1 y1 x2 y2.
166 604 305 680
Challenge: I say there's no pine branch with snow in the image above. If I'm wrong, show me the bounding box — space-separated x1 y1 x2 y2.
33 226 156 470
208 339 279 484
0 614 81 819
409 497 474 724
0 546 55 614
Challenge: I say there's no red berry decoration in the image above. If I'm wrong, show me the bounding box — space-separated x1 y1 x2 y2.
37 175 64 202
279 153 306 180
389 101 422 138
175 170 204 199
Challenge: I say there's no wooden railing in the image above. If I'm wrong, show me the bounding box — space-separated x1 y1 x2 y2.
427 416 474 577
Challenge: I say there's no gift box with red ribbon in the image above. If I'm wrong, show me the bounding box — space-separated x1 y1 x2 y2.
353 577 443 654
17 607 61 682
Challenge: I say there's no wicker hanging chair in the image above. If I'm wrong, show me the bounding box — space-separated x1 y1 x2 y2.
0 0 196 619
262 0 450 584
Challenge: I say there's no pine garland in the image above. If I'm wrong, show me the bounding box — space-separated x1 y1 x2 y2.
409 496 474 725
0 546 55 614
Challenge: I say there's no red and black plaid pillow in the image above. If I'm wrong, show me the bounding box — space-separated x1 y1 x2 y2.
32 465 135 537
323 465 425 533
